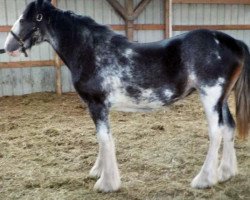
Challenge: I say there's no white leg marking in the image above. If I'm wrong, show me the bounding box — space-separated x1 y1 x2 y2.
92 122 121 192
89 149 102 178
192 82 223 188
218 126 238 182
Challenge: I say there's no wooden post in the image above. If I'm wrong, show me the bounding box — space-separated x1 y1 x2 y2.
54 54 62 95
125 0 134 41
51 0 57 6
107 0 152 41
164 0 172 38
133 0 152 19
51 0 62 95
106 0 127 20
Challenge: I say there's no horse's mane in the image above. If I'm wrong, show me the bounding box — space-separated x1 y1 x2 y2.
50 6 120 41
65 11 112 32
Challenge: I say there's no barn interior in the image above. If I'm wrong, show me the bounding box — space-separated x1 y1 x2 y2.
0 0 250 199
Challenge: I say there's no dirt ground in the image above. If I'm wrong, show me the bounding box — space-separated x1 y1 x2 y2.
0 92 249 200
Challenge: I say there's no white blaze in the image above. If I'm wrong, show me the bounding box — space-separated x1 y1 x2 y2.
4 15 23 56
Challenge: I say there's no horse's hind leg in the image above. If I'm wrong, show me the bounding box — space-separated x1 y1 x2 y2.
191 80 224 188
218 65 241 182
218 103 238 182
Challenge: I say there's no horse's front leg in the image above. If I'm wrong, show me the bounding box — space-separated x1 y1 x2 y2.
88 102 121 192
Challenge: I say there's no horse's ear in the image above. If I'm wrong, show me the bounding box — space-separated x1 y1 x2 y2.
36 0 51 8
37 0 44 7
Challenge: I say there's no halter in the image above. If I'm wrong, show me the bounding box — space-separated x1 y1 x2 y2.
0 13 44 57
10 27 38 57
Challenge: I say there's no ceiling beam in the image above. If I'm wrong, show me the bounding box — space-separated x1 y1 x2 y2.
133 0 152 19
106 0 152 41
106 0 127 20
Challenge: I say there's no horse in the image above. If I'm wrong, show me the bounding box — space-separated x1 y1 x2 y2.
4 0 250 193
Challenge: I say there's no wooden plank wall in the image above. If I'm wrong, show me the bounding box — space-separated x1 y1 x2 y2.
0 0 250 96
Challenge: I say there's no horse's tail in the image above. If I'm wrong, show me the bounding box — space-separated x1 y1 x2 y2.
235 41 250 139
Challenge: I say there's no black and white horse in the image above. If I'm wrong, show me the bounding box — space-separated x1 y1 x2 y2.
4 0 250 192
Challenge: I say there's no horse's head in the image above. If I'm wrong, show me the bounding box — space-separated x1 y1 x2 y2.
4 0 53 57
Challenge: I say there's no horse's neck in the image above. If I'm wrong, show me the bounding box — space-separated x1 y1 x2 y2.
46 11 93 69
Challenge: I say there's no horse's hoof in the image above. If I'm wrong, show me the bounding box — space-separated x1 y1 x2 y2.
94 177 121 192
191 171 217 189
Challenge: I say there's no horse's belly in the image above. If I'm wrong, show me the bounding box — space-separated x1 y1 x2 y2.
111 100 164 112
108 89 168 112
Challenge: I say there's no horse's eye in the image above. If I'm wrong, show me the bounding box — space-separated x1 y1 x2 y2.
36 14 43 22
20 19 25 24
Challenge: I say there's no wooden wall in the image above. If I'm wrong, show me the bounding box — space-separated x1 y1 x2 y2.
0 0 250 96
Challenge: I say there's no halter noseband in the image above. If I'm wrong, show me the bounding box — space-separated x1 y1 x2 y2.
9 13 44 57
10 30 35 57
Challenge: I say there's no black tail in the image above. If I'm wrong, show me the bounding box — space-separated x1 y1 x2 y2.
235 41 250 139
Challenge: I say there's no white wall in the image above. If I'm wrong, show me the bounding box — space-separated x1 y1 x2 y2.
0 0 250 96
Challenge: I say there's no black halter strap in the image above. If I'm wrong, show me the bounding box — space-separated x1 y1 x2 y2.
10 27 39 57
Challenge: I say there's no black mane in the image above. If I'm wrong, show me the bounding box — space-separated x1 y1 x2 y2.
48 6 118 44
